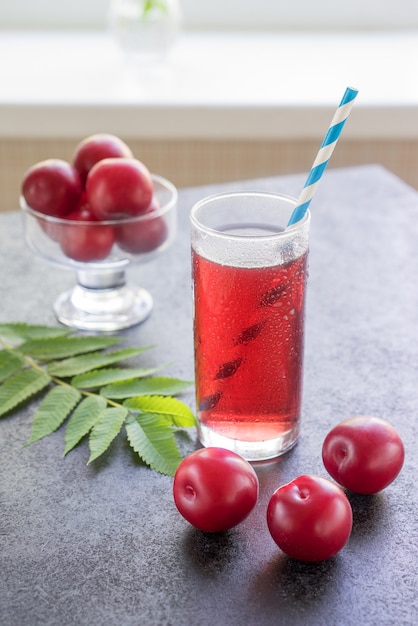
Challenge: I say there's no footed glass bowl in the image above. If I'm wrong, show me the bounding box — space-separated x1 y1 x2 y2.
21 174 177 332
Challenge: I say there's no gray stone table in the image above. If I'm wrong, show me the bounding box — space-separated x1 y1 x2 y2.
1 165 418 626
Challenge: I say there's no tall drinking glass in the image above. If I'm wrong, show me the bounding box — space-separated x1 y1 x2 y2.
190 191 310 461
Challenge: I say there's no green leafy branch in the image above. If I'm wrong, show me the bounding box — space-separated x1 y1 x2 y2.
0 323 195 476
143 1 169 17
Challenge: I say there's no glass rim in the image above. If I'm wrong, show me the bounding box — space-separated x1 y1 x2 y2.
190 190 310 240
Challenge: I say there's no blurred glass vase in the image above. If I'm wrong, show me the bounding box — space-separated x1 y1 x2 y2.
109 0 182 66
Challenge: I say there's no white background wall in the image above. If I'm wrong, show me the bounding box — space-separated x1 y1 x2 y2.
1 0 418 30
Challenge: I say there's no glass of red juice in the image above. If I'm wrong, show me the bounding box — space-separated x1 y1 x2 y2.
190 191 310 461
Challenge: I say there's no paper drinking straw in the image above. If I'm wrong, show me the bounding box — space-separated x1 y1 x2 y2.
287 86 359 227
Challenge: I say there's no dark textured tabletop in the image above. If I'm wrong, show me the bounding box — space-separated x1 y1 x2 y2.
1 165 418 626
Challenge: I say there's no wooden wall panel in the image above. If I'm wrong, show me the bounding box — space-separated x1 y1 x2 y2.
1 138 417 212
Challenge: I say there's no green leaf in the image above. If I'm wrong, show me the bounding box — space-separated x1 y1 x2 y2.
47 346 152 377
0 322 196 475
72 366 164 389
0 369 51 417
125 395 196 428
19 336 121 361
88 407 128 464
101 376 194 399
0 322 72 342
0 350 25 382
27 385 81 444
63 395 107 455
143 0 169 16
126 413 182 475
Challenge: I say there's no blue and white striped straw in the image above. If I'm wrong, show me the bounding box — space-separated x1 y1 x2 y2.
287 86 359 227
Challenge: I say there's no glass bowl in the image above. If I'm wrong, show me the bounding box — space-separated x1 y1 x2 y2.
21 174 177 332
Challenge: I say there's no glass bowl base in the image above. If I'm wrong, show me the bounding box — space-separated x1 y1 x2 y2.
53 283 153 331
